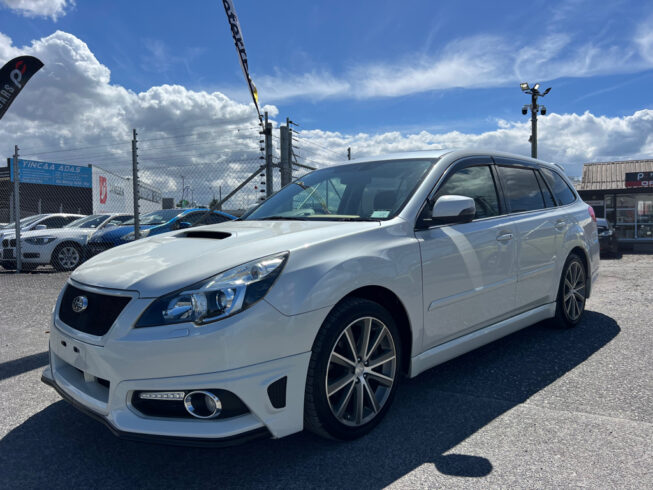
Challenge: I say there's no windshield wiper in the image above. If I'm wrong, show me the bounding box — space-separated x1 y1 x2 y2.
258 216 309 220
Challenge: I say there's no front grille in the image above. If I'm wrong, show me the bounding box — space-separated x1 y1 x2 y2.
2 239 15 247
58 284 131 336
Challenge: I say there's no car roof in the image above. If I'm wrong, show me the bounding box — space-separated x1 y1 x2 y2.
344 148 563 171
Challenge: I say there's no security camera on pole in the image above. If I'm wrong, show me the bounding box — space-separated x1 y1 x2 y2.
520 82 551 159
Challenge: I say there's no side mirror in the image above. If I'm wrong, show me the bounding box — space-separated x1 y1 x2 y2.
431 195 476 225
34 224 47 230
178 221 192 230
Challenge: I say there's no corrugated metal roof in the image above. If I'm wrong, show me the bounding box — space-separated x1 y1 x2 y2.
578 159 653 190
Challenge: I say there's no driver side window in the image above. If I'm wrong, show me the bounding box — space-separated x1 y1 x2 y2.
434 165 500 219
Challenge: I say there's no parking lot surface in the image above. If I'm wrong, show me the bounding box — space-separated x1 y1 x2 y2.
1 256 652 489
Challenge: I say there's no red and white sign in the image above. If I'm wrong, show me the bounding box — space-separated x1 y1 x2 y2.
99 175 108 203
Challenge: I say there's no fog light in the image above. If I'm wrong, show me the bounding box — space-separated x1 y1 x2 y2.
184 390 222 419
139 391 185 400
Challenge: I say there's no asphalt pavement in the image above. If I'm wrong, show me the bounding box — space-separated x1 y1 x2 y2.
0 256 651 488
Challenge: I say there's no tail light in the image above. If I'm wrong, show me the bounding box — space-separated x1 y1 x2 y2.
588 205 596 222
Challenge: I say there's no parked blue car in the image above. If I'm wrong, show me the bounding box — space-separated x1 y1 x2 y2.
86 208 235 257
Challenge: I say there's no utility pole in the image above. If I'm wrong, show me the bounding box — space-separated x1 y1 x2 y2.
520 83 550 159
347 147 351 160
12 145 22 273
279 117 292 187
263 111 273 198
131 129 141 239
180 175 185 204
218 186 222 210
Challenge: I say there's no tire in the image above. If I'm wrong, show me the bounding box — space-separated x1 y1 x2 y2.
0 261 16 270
550 253 587 328
51 243 83 271
304 297 402 440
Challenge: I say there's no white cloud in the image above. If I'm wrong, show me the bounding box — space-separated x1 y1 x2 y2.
1 30 653 211
256 27 653 102
298 110 653 177
0 0 73 20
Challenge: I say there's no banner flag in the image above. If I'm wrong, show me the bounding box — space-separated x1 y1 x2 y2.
222 0 262 122
0 56 44 120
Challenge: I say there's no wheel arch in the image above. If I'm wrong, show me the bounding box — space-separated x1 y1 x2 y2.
331 285 412 376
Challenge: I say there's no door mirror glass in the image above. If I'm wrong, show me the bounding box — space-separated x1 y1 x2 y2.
431 195 476 225
34 224 47 230
178 221 192 230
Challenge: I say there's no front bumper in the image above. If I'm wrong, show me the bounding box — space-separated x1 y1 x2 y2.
41 365 271 447
42 328 313 445
42 282 329 445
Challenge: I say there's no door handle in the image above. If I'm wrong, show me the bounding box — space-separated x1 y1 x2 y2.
555 219 566 231
496 233 513 242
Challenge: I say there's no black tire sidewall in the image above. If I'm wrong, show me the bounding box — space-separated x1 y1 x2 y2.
308 298 402 440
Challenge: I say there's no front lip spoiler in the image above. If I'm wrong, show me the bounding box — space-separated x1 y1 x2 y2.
41 369 271 448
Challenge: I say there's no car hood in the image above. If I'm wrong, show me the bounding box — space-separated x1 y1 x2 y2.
72 219 379 297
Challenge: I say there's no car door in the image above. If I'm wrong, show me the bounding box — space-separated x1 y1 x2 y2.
416 157 518 349
495 160 559 310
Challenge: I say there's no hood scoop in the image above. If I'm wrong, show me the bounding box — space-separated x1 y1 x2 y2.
179 230 231 240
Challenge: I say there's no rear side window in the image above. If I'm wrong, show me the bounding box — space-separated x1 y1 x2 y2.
435 165 500 219
535 171 556 208
541 168 576 205
498 166 545 213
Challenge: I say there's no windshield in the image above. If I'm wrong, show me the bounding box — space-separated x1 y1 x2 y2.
1 214 45 229
244 159 434 221
124 209 184 226
64 215 110 229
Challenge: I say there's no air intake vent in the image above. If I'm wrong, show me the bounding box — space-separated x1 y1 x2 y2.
267 377 287 409
180 231 231 240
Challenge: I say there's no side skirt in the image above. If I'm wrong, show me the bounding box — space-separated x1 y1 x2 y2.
409 303 556 378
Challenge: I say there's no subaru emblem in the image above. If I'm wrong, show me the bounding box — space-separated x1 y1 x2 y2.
72 296 88 313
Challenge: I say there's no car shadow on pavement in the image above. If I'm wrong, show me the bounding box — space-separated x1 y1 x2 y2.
1 311 619 488
0 352 48 382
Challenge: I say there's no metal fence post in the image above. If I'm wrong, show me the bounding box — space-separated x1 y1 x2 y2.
131 129 141 239
264 112 273 198
12 145 21 273
279 119 291 187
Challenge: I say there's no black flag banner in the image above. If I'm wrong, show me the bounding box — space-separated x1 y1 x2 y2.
222 0 261 122
0 56 44 121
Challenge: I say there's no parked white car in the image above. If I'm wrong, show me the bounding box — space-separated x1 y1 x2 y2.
0 213 83 244
3 214 132 271
42 150 599 446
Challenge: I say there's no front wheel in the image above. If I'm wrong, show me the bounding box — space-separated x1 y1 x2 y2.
551 253 587 328
304 298 401 440
52 243 83 271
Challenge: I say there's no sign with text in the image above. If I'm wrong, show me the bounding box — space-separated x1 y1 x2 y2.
9 159 92 188
625 171 653 188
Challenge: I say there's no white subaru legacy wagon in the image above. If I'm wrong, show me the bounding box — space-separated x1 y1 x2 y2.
42 149 599 445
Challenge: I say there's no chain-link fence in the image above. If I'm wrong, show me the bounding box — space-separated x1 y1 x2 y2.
0 118 344 272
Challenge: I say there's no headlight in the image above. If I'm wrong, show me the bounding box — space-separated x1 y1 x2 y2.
24 237 56 245
599 229 613 237
124 229 151 241
135 252 288 328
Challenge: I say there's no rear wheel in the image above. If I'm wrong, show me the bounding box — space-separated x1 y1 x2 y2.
304 298 401 440
52 243 83 271
551 254 587 328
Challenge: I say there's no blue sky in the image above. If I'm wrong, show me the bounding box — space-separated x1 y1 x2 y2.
2 0 652 134
1 0 653 181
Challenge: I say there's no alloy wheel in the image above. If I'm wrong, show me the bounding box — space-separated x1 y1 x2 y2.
58 246 80 270
325 316 397 427
563 261 586 321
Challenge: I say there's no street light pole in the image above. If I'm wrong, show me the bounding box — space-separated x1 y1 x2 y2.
520 83 551 159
